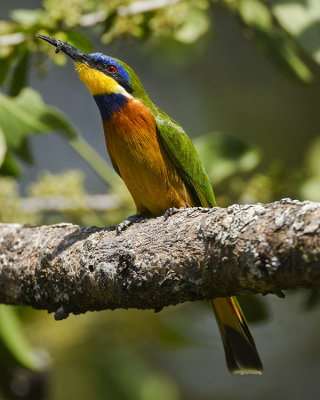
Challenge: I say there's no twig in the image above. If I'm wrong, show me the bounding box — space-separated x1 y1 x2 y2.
0 199 319 318
19 194 120 213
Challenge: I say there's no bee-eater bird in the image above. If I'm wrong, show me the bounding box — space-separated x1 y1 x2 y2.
37 34 263 375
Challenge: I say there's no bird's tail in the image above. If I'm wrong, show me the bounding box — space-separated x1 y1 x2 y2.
211 297 263 375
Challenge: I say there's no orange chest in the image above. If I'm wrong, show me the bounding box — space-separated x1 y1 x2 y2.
103 99 166 182
102 99 194 215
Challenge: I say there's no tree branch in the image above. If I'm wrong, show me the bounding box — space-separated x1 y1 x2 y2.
0 199 319 319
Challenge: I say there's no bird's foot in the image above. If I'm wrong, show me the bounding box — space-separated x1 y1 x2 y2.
116 213 144 235
163 207 181 220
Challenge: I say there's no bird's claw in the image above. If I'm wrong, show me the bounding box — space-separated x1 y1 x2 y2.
116 213 144 235
163 207 181 220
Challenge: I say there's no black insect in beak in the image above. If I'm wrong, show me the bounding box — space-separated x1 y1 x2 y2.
36 34 92 65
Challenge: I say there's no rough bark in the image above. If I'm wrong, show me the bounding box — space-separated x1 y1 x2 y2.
0 199 319 319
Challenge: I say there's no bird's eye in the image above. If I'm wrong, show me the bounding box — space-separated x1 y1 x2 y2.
106 65 117 74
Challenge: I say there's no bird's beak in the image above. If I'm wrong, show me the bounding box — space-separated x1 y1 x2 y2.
36 34 91 65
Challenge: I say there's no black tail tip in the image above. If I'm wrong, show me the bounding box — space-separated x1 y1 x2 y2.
224 326 263 375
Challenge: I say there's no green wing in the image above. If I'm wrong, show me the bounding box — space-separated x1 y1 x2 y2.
155 108 216 208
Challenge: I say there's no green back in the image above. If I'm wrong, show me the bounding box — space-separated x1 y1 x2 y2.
119 59 216 208
155 107 216 208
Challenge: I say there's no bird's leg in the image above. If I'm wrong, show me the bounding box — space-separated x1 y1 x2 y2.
116 212 144 234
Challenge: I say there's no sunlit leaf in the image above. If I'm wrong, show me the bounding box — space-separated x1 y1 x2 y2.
239 0 272 29
0 88 78 175
0 88 78 151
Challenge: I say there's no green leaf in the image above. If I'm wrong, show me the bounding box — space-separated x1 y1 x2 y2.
273 0 320 65
194 132 260 185
0 305 38 370
0 88 78 175
239 0 273 29
0 151 21 177
238 0 313 83
0 88 78 150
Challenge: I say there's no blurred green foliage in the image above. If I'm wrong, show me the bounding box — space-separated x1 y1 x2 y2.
0 1 320 400
0 306 39 371
194 132 260 185
0 0 319 193
237 0 313 82
0 88 77 176
1 0 320 183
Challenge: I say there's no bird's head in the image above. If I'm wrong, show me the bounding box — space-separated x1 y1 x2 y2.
36 35 151 106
